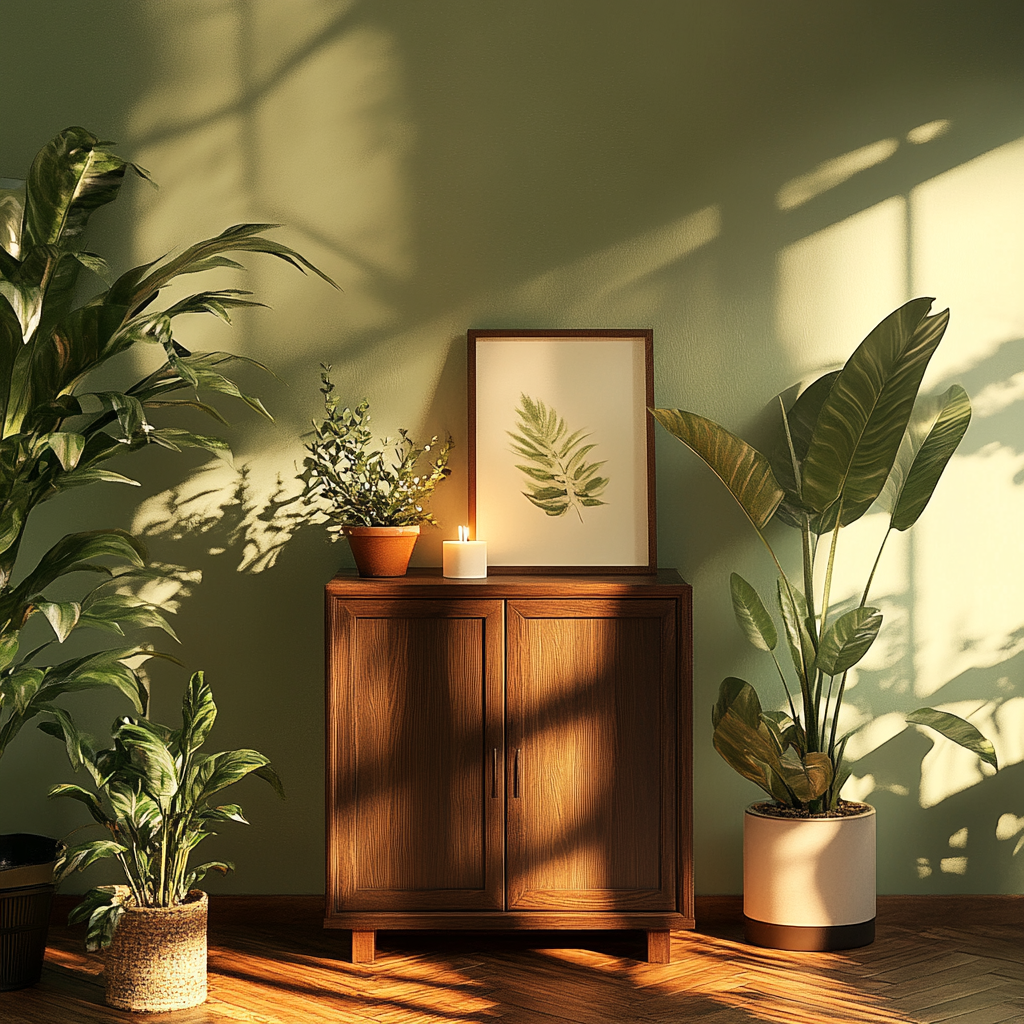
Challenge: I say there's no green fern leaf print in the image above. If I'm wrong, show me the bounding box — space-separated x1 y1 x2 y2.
508 394 609 521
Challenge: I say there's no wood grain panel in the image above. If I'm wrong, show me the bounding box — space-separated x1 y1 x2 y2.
506 599 677 911
326 599 504 913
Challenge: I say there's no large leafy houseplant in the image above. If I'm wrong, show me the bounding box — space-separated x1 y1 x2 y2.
653 298 996 813
0 127 335 778
300 365 453 532
45 670 283 950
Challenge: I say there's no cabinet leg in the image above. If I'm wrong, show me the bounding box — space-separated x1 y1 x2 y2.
646 929 671 964
351 930 376 963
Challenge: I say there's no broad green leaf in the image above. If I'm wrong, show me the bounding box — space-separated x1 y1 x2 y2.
122 222 338 315
2 666 45 713
22 127 131 249
180 670 217 758
53 468 140 490
651 408 784 530
815 606 882 676
0 630 20 672
191 748 276 803
0 298 24 432
37 704 90 771
15 530 146 599
59 847 125 885
67 885 125 950
69 250 112 282
762 709 803 753
711 677 795 804
712 676 764 731
77 595 179 642
878 385 972 532
777 750 833 803
802 298 950 525
48 783 110 824
117 720 179 809
254 761 285 799
39 431 87 470
37 647 149 712
0 506 23 556
907 707 998 769
771 370 841 532
144 427 233 463
198 803 248 824
21 129 137 342
35 599 82 642
161 289 267 323
0 183 25 258
777 578 815 688
730 573 777 651
184 860 234 891
90 391 147 438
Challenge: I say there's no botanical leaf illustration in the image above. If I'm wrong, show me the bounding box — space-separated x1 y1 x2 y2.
509 394 608 521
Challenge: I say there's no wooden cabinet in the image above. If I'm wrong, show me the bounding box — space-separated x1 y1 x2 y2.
325 570 692 963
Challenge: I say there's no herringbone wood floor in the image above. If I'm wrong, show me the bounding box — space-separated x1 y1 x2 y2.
2 896 1022 1023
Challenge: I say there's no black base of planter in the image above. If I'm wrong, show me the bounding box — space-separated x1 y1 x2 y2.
744 915 875 951
1 882 56 991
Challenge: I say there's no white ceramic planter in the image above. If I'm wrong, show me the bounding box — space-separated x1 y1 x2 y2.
743 803 875 951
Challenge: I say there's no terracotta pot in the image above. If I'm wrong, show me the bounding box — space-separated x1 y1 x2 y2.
343 525 420 577
104 889 208 1011
0 834 60 991
743 803 875 951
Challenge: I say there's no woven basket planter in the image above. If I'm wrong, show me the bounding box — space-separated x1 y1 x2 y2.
104 889 208 1012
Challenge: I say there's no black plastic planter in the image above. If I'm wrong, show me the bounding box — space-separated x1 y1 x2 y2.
0 834 60 991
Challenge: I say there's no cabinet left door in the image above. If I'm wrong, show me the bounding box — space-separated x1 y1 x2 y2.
326 598 506 913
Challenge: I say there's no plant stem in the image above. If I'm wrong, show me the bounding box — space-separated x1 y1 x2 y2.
862 526 892 607
826 670 850 764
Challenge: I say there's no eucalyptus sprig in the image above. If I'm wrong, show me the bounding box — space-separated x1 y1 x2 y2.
300 366 453 530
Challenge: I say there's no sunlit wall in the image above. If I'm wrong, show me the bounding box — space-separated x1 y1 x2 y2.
4 0 1023 895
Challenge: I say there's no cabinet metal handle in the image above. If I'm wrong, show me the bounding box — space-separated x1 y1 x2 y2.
513 748 521 798
491 748 498 798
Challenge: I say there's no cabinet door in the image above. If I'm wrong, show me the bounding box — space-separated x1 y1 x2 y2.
506 599 678 911
327 599 505 912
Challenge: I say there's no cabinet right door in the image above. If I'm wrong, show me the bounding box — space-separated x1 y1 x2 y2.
505 599 679 911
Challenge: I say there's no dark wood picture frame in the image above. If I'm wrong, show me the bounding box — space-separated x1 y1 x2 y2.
468 329 657 574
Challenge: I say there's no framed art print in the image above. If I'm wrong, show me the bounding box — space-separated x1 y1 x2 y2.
468 329 656 573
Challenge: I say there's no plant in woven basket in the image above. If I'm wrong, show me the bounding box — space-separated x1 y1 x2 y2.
0 127 336 778
299 365 453 531
45 670 284 950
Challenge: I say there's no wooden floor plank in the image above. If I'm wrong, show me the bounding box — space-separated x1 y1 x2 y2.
2 896 1022 1024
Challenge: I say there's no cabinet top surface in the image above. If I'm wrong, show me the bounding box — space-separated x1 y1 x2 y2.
325 567 689 597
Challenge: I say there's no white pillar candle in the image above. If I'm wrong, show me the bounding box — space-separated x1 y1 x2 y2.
442 526 487 578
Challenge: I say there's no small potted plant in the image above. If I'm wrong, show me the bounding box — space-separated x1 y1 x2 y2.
45 670 284 1012
652 298 997 951
300 365 453 576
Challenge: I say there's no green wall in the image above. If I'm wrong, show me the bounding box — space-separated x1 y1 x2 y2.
4 1 1023 896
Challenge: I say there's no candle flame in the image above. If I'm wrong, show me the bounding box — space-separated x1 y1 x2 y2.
458 525 469 542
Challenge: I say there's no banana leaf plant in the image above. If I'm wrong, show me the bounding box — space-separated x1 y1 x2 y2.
45 670 284 949
0 127 336 772
652 298 997 812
